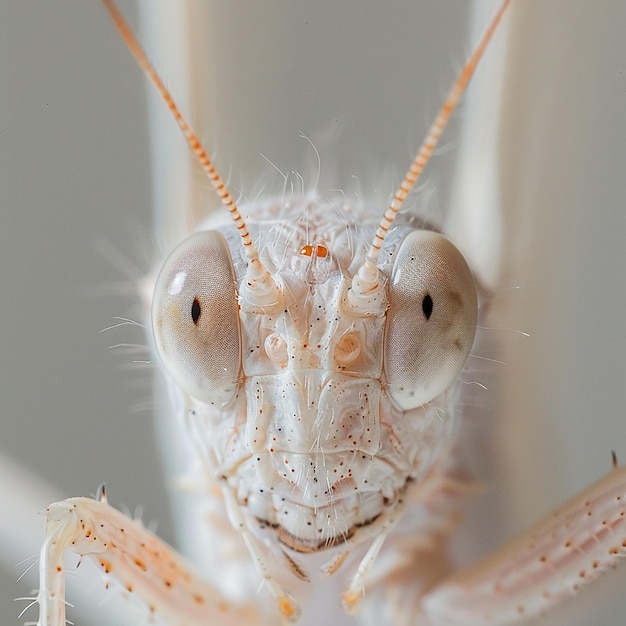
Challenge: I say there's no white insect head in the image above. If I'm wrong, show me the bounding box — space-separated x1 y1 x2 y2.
102 0 509 619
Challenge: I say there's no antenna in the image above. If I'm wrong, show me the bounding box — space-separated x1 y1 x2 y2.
350 0 512 312
101 0 278 299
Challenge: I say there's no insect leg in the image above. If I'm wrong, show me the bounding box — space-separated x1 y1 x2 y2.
36 493 261 626
341 492 409 613
420 464 626 624
220 483 302 622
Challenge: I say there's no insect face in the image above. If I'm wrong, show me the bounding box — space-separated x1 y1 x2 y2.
151 193 478 557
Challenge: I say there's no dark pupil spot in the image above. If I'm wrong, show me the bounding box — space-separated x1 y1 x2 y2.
191 297 201 324
422 294 433 320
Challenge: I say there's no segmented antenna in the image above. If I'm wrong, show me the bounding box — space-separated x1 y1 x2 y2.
350 0 512 309
101 0 275 288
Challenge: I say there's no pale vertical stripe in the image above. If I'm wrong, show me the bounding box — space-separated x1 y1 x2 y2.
452 3 626 625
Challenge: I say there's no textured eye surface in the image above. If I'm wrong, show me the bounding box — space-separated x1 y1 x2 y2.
384 230 477 410
152 230 241 406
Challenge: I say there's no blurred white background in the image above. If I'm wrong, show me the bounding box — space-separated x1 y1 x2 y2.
2 1 626 625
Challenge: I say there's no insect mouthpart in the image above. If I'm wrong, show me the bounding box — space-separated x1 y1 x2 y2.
248 480 394 554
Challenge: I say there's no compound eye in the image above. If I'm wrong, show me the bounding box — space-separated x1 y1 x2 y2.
152 231 240 406
385 230 477 410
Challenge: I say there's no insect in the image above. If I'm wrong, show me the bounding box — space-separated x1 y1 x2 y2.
4 1 624 624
